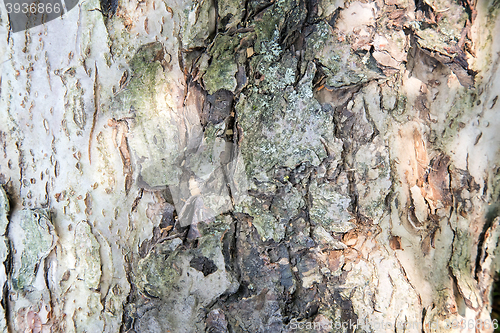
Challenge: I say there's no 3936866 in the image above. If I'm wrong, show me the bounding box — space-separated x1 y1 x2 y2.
5 2 61 14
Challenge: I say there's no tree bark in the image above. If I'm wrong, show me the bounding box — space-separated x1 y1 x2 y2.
0 0 499 331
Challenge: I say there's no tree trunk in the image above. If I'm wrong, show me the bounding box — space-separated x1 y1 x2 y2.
0 0 499 331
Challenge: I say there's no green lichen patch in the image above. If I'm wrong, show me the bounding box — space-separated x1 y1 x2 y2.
234 42 341 240
252 0 307 63
180 0 217 49
136 240 183 298
11 209 57 290
252 0 300 55
116 43 168 122
250 51 297 93
309 178 354 233
204 34 241 94
237 61 335 180
439 88 475 144
112 43 183 188
135 230 235 311
412 0 469 57
237 183 304 241
218 0 245 30
234 185 281 241
197 215 232 238
449 227 481 309
204 59 238 95
129 42 165 74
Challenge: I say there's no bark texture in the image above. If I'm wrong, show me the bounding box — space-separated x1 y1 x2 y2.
0 0 499 331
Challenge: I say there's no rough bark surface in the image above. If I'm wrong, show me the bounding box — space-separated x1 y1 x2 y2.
0 0 499 332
